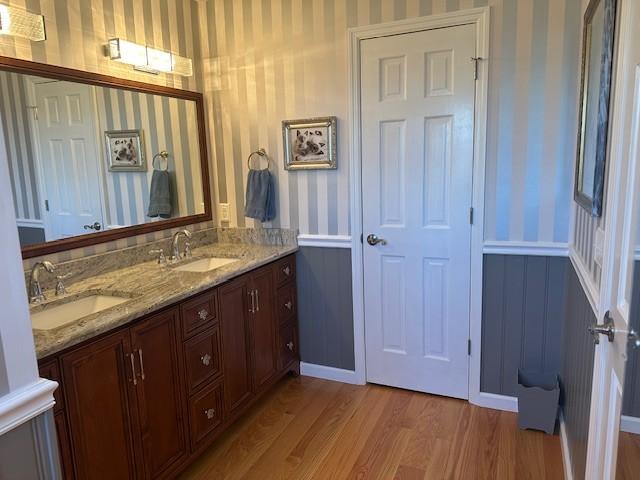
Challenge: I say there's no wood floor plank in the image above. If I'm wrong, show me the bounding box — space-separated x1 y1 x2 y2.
180 377 564 480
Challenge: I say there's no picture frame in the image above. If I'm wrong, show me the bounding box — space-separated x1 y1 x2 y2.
105 129 146 172
574 0 617 217
283 117 337 170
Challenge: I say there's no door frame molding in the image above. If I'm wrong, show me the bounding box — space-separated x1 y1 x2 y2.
347 7 491 398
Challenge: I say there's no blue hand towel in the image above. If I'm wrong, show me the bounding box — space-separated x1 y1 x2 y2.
245 169 276 222
147 170 172 218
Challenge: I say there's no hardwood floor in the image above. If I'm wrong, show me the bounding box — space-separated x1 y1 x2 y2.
617 432 640 479
181 376 564 480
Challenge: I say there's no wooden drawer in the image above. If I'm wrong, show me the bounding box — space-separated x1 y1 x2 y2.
189 381 223 450
276 284 297 324
274 256 296 287
184 326 222 394
39 359 64 412
278 322 298 370
181 290 218 339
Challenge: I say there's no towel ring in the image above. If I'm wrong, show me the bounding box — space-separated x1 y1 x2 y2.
247 148 270 171
153 151 170 171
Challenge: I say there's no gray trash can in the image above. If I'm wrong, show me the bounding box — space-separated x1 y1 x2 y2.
516 369 560 435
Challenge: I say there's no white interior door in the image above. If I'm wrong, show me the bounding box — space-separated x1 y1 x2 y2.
587 2 640 477
361 24 476 399
35 80 103 240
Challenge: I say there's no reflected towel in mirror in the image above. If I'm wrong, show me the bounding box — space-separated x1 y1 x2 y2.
244 169 276 223
147 169 172 218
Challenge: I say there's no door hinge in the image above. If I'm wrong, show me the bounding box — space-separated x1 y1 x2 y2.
471 57 483 80
44 199 49 212
360 233 363 244
469 207 474 225
468 339 471 356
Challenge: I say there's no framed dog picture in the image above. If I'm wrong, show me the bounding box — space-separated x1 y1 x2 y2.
283 117 337 170
105 130 146 172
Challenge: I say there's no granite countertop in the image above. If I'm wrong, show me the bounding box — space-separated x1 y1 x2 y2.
32 242 297 359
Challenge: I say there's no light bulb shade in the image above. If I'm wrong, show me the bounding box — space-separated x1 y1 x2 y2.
107 38 193 77
172 55 193 77
0 5 46 41
146 47 172 73
109 38 148 67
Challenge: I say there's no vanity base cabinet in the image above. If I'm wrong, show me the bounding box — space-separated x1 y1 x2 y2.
61 330 141 480
40 254 299 479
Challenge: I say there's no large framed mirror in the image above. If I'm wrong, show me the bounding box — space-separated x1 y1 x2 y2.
574 0 617 217
0 57 211 258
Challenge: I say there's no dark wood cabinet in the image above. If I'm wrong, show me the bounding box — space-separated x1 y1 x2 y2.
61 330 141 480
248 266 279 392
41 254 299 479
129 309 188 479
219 276 253 417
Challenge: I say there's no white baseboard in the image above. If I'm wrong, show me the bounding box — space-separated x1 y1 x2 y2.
300 362 363 385
297 235 352 249
560 411 574 480
620 415 640 434
483 241 569 257
0 378 58 436
470 392 518 412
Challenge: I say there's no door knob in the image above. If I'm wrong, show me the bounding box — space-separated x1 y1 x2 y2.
366 234 387 246
588 312 615 344
83 221 102 231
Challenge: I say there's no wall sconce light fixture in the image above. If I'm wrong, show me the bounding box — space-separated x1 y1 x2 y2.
0 4 46 42
108 38 193 77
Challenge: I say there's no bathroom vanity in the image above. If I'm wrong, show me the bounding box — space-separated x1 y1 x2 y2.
35 246 298 479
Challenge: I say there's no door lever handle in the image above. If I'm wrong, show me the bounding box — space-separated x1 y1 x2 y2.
629 329 640 349
588 312 615 344
366 234 387 246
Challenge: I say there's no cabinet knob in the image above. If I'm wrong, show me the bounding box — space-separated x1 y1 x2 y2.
282 266 291 276
198 309 209 321
201 353 212 366
286 341 294 351
285 301 293 311
204 408 216 420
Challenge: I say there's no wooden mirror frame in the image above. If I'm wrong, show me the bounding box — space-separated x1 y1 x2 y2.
0 56 212 259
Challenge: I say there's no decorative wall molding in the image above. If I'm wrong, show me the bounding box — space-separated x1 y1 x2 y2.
300 362 363 385
483 241 570 257
620 415 640 435
0 378 58 436
560 411 575 480
297 234 352 249
15 218 44 229
569 247 600 317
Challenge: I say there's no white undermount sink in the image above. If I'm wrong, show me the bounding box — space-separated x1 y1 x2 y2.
172 257 238 273
31 294 131 330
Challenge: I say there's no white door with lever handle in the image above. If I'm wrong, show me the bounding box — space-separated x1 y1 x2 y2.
360 25 476 399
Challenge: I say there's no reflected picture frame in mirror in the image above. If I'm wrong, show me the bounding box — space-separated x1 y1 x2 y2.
0 56 212 259
574 0 618 217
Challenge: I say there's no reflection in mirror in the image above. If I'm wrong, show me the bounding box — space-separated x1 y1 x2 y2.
0 71 205 248
616 219 640 479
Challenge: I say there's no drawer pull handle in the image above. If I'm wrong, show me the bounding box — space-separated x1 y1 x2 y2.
286 341 294 351
204 408 216 420
198 309 209 321
282 266 291 276
285 301 293 310
201 353 212 366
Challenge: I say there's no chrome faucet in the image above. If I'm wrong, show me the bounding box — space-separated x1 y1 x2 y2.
170 229 192 262
28 261 56 304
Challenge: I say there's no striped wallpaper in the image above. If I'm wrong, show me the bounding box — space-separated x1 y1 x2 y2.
97 87 205 227
196 0 582 242
0 71 41 223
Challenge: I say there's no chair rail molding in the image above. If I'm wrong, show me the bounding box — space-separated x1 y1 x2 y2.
483 241 570 257
0 378 58 436
297 234 352 249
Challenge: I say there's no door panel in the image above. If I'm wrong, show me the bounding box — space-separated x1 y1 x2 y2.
61 331 139 480
219 277 253 416
361 24 476 398
250 266 278 392
129 308 187 479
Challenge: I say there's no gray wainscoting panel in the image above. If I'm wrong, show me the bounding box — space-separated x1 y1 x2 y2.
623 262 640 417
296 247 355 371
481 255 568 396
18 226 45 247
561 262 597 480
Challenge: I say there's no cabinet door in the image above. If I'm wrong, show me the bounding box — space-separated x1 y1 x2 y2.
249 266 278 392
61 331 141 480
129 308 188 479
219 276 253 417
